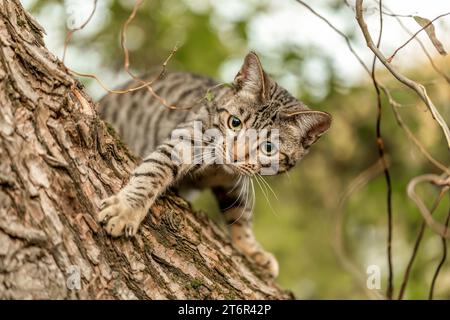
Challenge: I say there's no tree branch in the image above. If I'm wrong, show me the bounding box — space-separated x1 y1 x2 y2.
0 0 292 300
355 0 450 149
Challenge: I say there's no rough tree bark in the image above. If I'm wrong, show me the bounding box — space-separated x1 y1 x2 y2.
0 0 292 299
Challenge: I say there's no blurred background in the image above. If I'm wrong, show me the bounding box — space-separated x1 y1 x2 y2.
22 0 450 299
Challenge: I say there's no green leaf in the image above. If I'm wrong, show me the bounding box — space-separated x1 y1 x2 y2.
205 91 215 102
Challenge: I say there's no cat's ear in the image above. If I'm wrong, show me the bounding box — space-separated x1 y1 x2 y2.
233 51 271 101
281 109 331 148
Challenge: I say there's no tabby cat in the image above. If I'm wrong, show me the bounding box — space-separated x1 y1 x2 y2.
98 52 331 277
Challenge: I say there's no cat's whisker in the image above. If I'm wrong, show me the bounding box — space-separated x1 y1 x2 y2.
190 146 224 163
233 177 248 209
253 174 268 203
228 175 243 195
223 176 247 212
244 177 253 218
255 172 270 198
257 173 279 201
191 151 215 162
253 174 279 217
191 145 227 163
284 169 292 182
249 178 256 212
229 177 249 225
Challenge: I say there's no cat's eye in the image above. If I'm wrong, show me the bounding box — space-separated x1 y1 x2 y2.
227 115 242 131
260 141 277 156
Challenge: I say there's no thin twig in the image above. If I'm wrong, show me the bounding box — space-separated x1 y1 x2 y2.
296 0 449 171
296 0 450 298
355 0 450 150
68 69 165 94
333 159 387 300
380 11 414 18
120 0 186 110
407 174 450 238
428 194 450 300
397 189 447 300
344 1 415 18
62 0 98 63
294 0 370 74
387 12 450 62
381 87 450 176
69 0 180 105
369 0 394 300
69 47 177 96
382 5 450 85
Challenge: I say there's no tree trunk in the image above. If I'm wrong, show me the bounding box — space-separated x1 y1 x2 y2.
0 0 292 300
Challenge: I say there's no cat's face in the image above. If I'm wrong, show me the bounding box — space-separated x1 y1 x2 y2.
215 52 331 176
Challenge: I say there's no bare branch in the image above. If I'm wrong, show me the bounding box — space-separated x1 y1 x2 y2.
355 0 450 149
407 174 450 239
428 196 450 300
295 1 449 171
369 0 394 300
68 68 166 94
296 1 450 299
294 0 370 74
387 12 450 62
397 189 447 300
382 4 450 85
381 87 450 176
62 0 98 63
67 0 181 108
333 158 387 300
119 0 186 110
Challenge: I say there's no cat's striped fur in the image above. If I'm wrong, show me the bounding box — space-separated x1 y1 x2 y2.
98 52 331 277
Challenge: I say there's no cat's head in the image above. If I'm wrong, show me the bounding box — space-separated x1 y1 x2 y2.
216 51 331 176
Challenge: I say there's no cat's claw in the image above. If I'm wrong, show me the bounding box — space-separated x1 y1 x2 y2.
98 194 147 238
125 224 138 238
251 250 279 278
100 196 119 210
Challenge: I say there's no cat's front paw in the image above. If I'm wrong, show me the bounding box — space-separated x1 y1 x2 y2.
98 193 148 237
251 250 279 278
